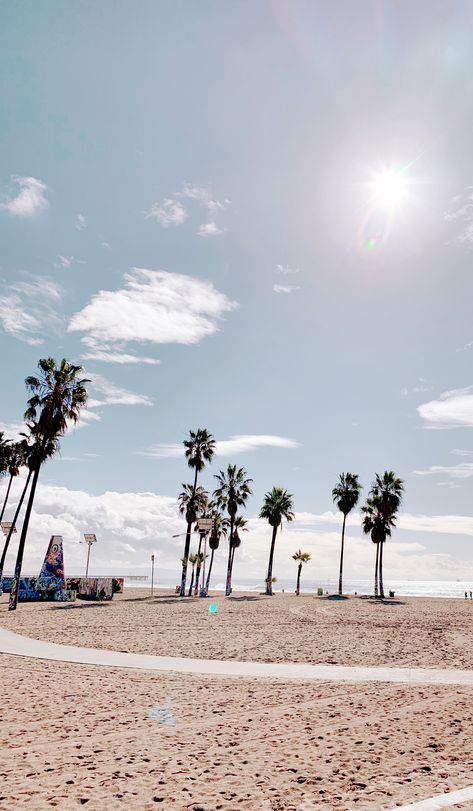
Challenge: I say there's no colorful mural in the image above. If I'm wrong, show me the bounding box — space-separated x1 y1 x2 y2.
68 577 124 600
37 535 66 591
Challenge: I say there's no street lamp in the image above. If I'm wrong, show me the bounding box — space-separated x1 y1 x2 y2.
82 533 97 578
151 553 155 597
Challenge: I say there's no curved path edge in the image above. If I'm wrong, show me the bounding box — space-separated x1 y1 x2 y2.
2 627 473 685
388 784 473 810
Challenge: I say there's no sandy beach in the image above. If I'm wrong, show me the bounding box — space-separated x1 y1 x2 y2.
1 590 473 810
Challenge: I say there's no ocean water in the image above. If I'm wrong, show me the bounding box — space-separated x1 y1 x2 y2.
124 575 473 599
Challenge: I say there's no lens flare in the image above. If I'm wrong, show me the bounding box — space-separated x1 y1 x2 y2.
370 167 410 211
209 602 218 614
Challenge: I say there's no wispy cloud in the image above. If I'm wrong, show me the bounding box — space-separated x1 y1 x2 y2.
197 221 223 237
68 268 237 359
139 434 301 458
54 255 74 269
76 214 87 230
146 184 230 235
413 462 473 479
0 176 48 218
0 276 64 345
276 264 300 275
145 199 187 228
88 374 153 407
273 284 299 294
418 386 473 428
81 350 161 365
444 187 473 245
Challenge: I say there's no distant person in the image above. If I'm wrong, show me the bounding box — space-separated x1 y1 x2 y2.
465 591 468 599
470 591 472 600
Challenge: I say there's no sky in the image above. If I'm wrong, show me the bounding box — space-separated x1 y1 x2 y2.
2 0 473 586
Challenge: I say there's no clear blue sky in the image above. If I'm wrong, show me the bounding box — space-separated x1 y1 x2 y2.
2 0 473 582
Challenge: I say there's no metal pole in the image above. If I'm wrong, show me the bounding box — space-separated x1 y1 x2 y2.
151 554 155 597
201 532 208 596
85 542 91 578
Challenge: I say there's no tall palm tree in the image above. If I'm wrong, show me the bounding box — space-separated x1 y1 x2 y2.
213 464 252 596
178 484 208 593
332 472 362 596
260 487 295 596
361 496 386 598
9 358 89 611
292 550 311 595
179 429 216 596
370 471 404 598
0 442 25 525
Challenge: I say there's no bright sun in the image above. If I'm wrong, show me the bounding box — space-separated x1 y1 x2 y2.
370 168 410 211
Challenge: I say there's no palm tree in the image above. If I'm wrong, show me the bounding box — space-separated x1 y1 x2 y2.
187 553 198 597
213 464 252 596
370 471 404 598
332 472 362 596
0 437 33 584
205 511 227 594
361 497 385 598
0 442 25 525
260 487 295 596
0 432 11 481
9 358 89 611
292 550 311 595
179 429 216 596
193 551 207 597
229 514 248 582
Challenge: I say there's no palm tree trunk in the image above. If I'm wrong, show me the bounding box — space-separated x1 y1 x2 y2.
0 470 32 582
0 475 13 524
188 566 195 597
338 512 347 596
266 525 278 596
379 540 385 599
229 542 237 588
179 467 199 597
194 535 203 596
9 464 41 611
296 563 302 596
374 542 380 599
225 516 234 596
205 548 215 592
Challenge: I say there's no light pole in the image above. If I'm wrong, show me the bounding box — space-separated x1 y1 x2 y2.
151 553 155 597
82 533 97 578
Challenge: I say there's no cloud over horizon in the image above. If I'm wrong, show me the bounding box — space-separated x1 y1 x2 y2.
139 434 301 459
0 176 49 218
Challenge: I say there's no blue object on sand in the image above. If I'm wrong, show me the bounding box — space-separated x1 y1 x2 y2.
209 603 218 614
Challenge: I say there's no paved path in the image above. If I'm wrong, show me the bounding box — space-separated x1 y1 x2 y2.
2 627 473 685
388 784 473 809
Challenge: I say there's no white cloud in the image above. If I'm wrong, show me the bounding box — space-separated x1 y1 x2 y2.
88 373 153 407
0 422 27 442
68 267 237 355
180 184 230 213
81 350 161 365
197 221 223 237
76 214 87 230
0 176 48 218
276 264 300 275
0 276 64 345
139 434 301 458
145 199 187 228
418 386 473 428
4 479 473 584
54 255 74 269
444 187 473 246
273 284 299 294
413 462 473 479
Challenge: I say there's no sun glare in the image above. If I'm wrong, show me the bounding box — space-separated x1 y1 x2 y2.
370 168 410 211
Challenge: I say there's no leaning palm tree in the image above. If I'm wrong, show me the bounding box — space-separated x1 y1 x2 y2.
292 549 311 595
369 471 404 598
0 442 25 525
9 358 89 611
260 487 295 596
332 472 362 596
179 429 216 596
0 432 11 481
213 464 252 596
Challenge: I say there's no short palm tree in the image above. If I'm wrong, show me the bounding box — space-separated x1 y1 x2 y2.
205 510 227 593
292 549 311 595
260 487 295 596
229 514 248 580
187 553 198 596
179 429 215 596
9 358 89 611
332 472 362 595
213 464 252 596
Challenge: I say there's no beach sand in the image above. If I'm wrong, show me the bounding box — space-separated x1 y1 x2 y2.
1 590 473 809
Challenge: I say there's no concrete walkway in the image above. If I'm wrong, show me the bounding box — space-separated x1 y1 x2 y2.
2 627 473 685
388 784 473 810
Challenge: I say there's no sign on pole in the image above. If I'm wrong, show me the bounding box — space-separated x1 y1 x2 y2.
196 518 213 532
1 522 16 536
